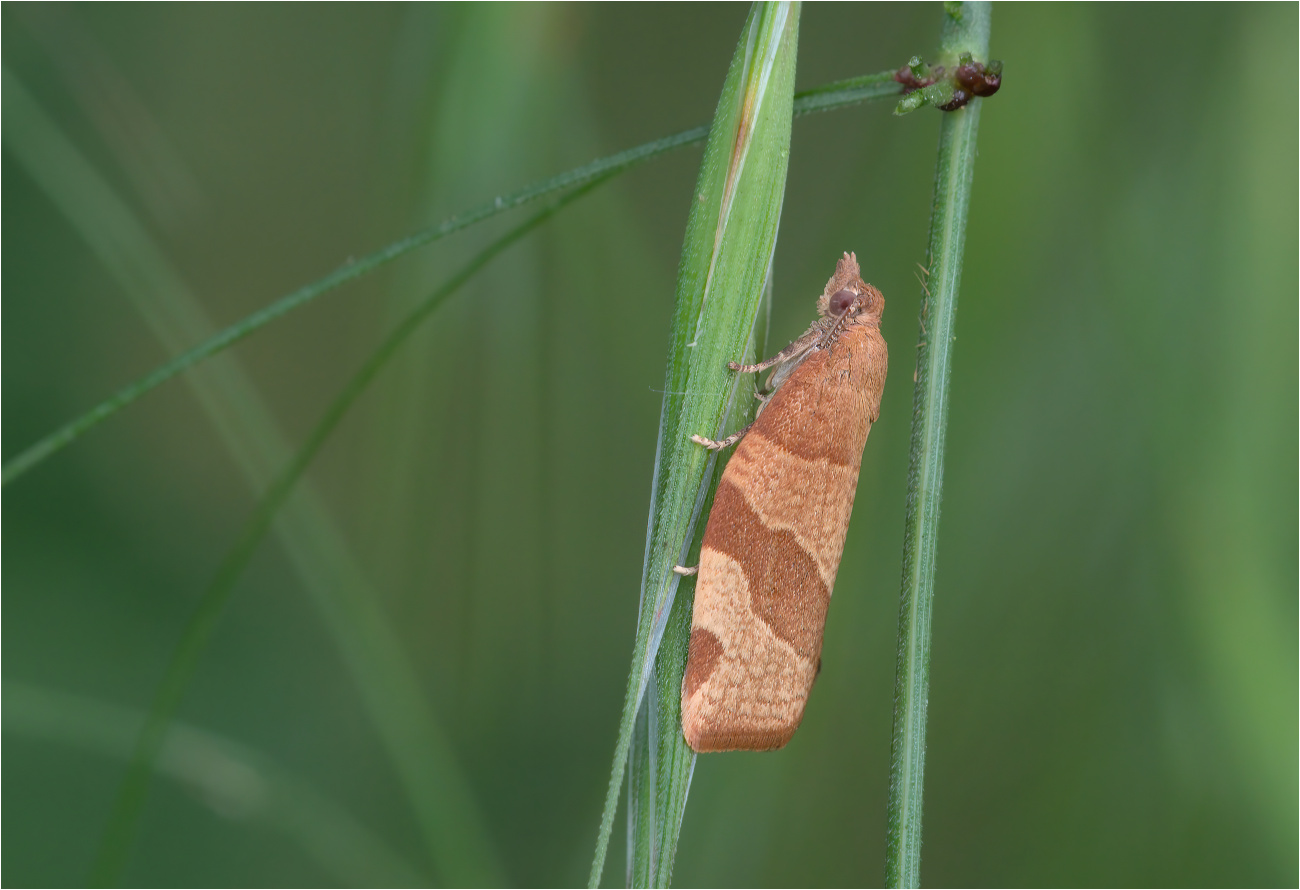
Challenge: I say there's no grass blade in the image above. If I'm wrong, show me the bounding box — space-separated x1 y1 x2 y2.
89 177 607 886
591 4 800 886
886 3 992 887
1 70 899 487
631 267 773 888
4 681 423 886
2 68 509 885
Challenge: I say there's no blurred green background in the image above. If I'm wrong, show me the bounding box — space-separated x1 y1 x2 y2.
3 4 1295 886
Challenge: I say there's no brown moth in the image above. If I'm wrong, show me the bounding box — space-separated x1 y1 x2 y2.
677 251 887 752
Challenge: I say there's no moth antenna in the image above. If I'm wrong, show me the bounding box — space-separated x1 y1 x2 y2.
816 303 856 350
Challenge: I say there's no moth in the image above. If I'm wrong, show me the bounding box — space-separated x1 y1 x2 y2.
677 252 887 752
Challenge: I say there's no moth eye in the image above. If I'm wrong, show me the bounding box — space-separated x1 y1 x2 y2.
829 289 857 315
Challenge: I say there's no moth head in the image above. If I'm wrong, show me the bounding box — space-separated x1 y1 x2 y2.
824 284 885 320
818 252 884 322
855 283 885 320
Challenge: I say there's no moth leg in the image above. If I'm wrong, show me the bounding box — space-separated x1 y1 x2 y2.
690 421 753 451
672 565 699 576
728 328 821 374
728 355 785 374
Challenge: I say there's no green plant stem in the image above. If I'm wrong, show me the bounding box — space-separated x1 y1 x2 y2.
89 176 607 887
0 71 899 488
885 3 990 887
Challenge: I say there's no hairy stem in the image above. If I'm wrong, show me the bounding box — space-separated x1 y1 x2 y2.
885 3 991 887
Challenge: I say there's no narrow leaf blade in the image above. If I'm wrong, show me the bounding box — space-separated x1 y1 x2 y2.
590 3 801 886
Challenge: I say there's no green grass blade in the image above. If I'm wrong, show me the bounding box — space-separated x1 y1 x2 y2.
89 179 606 886
1 69 898 487
4 681 424 887
590 4 800 886
639 558 705 888
885 3 992 887
633 268 772 889
2 68 507 886
794 70 902 113
626 673 654 888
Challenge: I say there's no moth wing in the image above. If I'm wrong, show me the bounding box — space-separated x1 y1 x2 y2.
682 330 883 752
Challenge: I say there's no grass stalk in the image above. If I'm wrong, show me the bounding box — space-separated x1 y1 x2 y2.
88 177 607 886
885 3 991 887
590 4 799 886
1 70 898 487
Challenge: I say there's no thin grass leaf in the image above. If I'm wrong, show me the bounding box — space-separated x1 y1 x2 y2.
793 70 902 114
886 3 992 887
4 681 423 887
590 5 800 886
629 267 773 889
89 178 606 886
1 70 899 487
0 71 505 885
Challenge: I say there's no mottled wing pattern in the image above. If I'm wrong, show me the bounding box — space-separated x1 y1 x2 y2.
682 322 886 752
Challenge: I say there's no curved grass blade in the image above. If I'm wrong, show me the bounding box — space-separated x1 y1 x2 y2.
90 177 608 886
885 3 992 887
591 4 800 886
2 69 505 886
627 267 772 889
1 70 899 487
5 681 423 887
